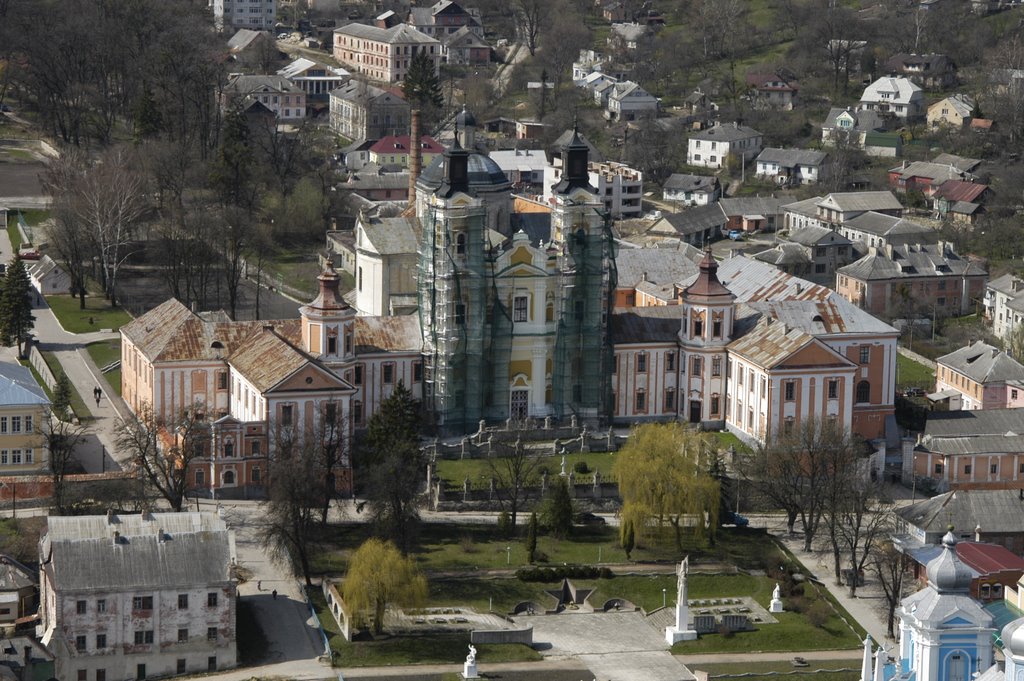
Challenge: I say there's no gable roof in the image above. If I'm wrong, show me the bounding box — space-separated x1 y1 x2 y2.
890 160 975 184
224 74 302 95
931 153 982 173
650 203 727 236
838 242 985 282
781 196 824 219
335 22 440 45
369 134 444 156
753 242 811 266
895 489 1024 536
691 122 762 143
823 107 885 132
787 224 851 247
359 216 419 255
227 326 341 393
42 512 234 592
817 191 903 213
745 73 799 92
616 247 700 288
330 80 407 105
277 57 349 80
663 174 718 193
842 211 934 239
354 315 421 353
719 197 782 218
611 306 685 344
933 180 988 204
860 76 922 104
0 363 48 407
755 147 827 168
937 341 1024 384
929 94 974 119
227 29 270 52
728 318 852 370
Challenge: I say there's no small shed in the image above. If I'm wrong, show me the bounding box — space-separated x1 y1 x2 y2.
27 256 71 295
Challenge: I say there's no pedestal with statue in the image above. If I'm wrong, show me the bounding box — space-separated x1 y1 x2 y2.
463 644 479 679
665 556 699 643
770 583 784 613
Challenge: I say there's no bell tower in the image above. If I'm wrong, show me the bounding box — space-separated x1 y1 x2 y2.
300 261 355 370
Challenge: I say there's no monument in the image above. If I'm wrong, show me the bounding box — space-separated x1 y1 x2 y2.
665 556 698 643
463 644 479 679
770 583 784 613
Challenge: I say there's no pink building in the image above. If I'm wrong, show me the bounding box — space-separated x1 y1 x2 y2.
933 341 1024 410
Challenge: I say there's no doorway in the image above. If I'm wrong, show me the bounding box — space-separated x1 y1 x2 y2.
689 400 702 424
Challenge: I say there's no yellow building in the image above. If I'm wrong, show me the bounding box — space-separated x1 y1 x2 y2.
0 363 50 473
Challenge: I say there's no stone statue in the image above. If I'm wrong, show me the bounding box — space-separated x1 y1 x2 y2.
676 556 688 606
466 644 477 664
772 583 781 601
560 454 567 476
665 555 697 643
770 581 784 613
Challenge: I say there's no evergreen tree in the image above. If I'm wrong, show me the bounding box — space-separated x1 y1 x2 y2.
359 382 423 553
131 87 163 143
620 517 635 560
53 373 73 420
526 512 538 563
402 52 443 109
0 258 35 358
209 108 255 211
541 476 574 539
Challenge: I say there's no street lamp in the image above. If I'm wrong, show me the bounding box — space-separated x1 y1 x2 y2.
506 545 511 565
662 588 666 608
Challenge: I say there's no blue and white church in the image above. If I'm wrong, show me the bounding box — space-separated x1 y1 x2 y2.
857 529 1024 681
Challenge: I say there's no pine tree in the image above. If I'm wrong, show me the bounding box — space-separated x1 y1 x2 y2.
132 88 163 143
541 476 574 539
402 52 443 110
0 258 35 358
526 512 538 563
53 373 73 420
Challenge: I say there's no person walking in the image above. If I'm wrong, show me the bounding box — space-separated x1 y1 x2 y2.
93 387 101 407
272 589 278 600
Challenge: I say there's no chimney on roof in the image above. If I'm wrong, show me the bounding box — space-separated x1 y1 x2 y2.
158 528 166 543
733 121 739 129
112 531 121 545
262 323 275 333
975 524 982 542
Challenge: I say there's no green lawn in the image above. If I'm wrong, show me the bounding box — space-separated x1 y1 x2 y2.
435 451 618 486
5 208 48 252
45 295 132 333
39 351 90 419
85 340 122 396
896 353 935 392
308 587 540 667
693 660 859 680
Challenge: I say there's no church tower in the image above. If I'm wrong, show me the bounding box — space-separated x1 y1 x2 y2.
300 261 355 372
679 249 735 427
549 127 615 423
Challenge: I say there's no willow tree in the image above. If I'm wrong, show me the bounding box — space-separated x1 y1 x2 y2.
613 423 720 551
343 538 427 635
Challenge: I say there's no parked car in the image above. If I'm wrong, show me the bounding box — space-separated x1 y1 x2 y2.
728 230 744 241
721 511 749 527
574 512 606 526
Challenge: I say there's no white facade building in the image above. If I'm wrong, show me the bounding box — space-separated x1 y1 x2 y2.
858 76 925 120
212 0 276 32
39 513 238 681
985 273 1024 342
588 162 643 219
686 123 763 169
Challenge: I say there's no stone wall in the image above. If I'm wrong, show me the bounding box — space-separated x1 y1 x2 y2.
470 626 533 645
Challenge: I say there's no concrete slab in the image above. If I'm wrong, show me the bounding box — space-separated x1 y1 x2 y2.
580 651 695 681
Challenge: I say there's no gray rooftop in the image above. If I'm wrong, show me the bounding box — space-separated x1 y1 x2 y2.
896 489 1024 535
42 512 235 592
611 306 685 344
663 174 717 193
924 408 1024 439
787 224 851 247
719 197 782 218
817 191 904 213
225 74 302 95
691 122 762 143
616 247 700 288
360 216 419 255
650 204 727 236
823 107 885 132
842 211 934 238
753 242 811 266
781 196 824 219
0 363 48 407
937 341 1024 385
755 147 828 167
837 242 986 282
334 22 440 44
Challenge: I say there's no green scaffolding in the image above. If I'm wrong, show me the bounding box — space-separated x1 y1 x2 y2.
550 204 617 423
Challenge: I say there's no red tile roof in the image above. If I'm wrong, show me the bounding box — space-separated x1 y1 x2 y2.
957 541 1024 575
369 135 443 155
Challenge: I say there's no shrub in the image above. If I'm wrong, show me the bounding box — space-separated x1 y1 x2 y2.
573 460 590 474
497 511 513 537
717 623 734 638
514 564 613 582
806 600 831 628
459 535 477 553
786 596 808 614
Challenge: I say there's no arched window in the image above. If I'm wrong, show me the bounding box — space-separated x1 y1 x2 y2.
223 470 236 486
455 233 466 254
856 380 871 404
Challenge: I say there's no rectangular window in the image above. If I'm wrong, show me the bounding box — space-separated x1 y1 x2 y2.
280 405 293 427
178 629 188 643
666 353 675 371
354 400 363 425
513 296 529 322
327 335 338 354
178 594 188 610
96 634 106 649
23 415 31 432
177 660 186 674
991 463 998 474
711 357 721 376
134 630 154 645
713 320 722 337
207 592 219 607
207 627 218 642
692 357 702 375
859 346 870 364
132 596 153 611
251 440 262 457
76 635 87 652
665 389 675 410
761 377 767 399
77 600 87 615
382 363 394 384
0 417 7 433
635 390 646 411
354 365 363 385
223 442 233 458
455 303 466 324
784 381 795 401
97 599 106 613
217 372 228 390
10 417 20 433
965 464 972 474
828 379 839 400
637 354 647 373
710 395 720 416
78 671 86 681
96 671 105 681
11 450 21 465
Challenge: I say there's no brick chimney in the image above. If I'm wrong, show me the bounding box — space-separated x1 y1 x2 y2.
408 108 421 209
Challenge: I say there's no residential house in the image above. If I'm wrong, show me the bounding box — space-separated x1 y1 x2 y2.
929 94 975 128
984 273 1024 341
602 0 628 22
226 29 276 65
368 135 444 168
489 149 547 192
342 165 410 202
662 174 720 207
0 555 36 627
894 489 1024 555
681 88 717 116
592 79 618 108
888 160 977 198
328 81 409 141
222 75 306 121
836 241 987 317
911 408 1024 491
212 0 275 31
821 107 900 157
647 204 728 246
816 191 904 227
578 70 619 93
277 58 350 103
933 180 990 225
0 363 49 475
900 539 1024 604
858 76 925 120
571 50 629 85
333 23 441 84
353 215 420 316
686 122 763 170
27 256 71 295
606 81 658 121
745 73 799 110
719 197 783 234
782 196 827 232
933 341 1024 410
607 23 651 51
407 0 483 38
933 153 984 173
443 26 490 65
38 512 237 681
753 148 829 186
884 53 957 90
588 161 643 219
754 224 855 285
515 120 546 140
613 246 701 308
838 212 937 249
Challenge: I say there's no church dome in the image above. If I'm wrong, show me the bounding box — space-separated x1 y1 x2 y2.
417 151 511 194
925 530 973 593
456 106 477 128
1003 618 1024 658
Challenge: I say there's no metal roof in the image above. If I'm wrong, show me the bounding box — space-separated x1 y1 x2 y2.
842 211 934 238
610 307 684 344
0 363 48 407
937 341 1024 385
896 489 1024 535
360 216 419 255
816 191 903 213
616 248 699 288
354 315 421 353
663 174 717 192
691 122 762 143
334 22 440 44
755 147 827 168
838 242 986 282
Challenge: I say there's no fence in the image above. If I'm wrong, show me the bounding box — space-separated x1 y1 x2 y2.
28 346 56 392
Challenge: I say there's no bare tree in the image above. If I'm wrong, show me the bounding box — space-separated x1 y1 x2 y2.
516 0 548 56
115 403 207 512
40 409 87 515
871 538 909 638
487 435 542 530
